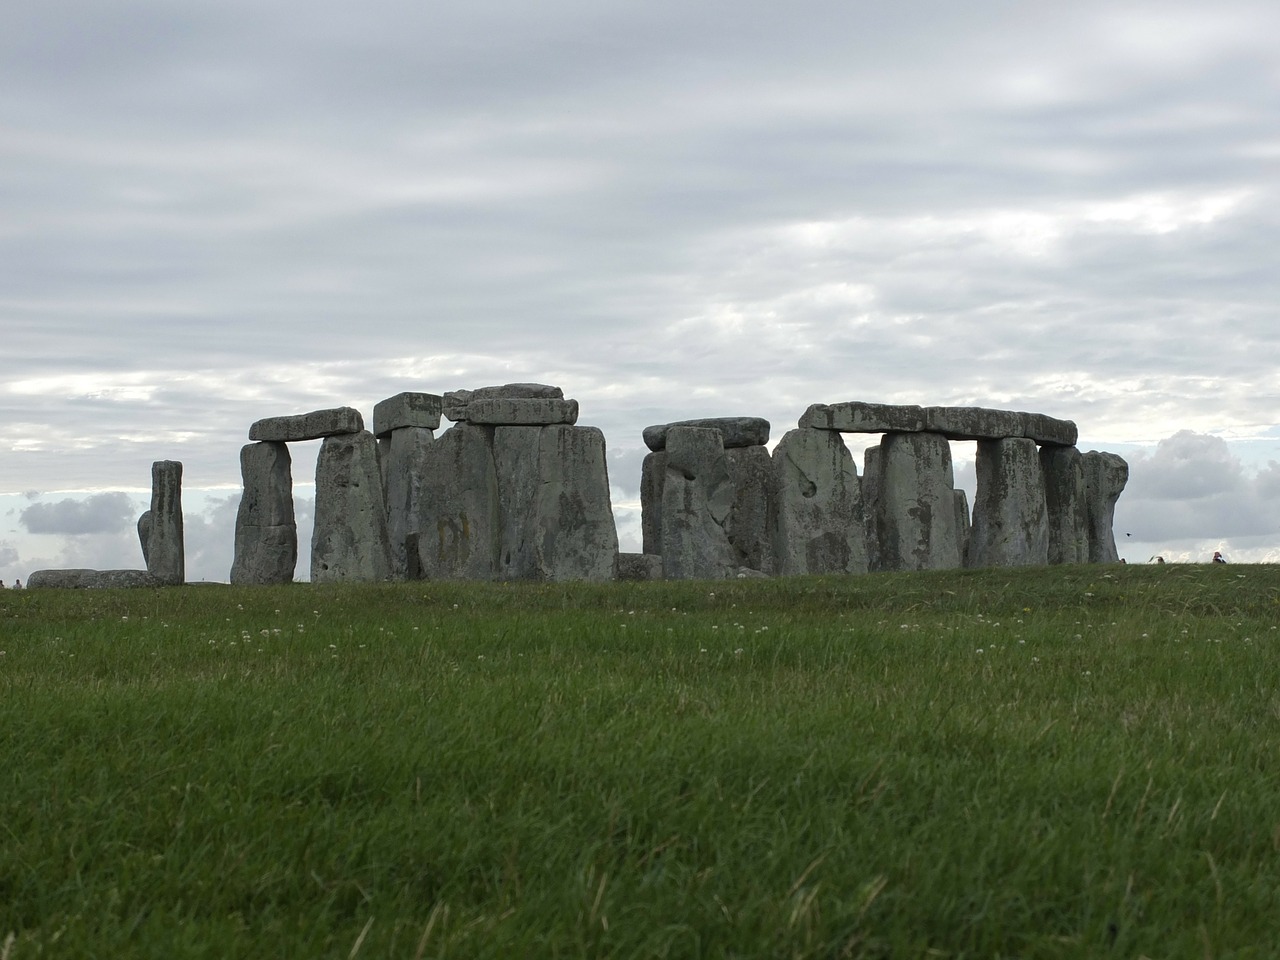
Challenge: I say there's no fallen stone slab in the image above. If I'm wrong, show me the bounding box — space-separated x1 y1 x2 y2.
27 569 166 589
465 398 579 426
249 407 364 442
616 553 662 581
372 393 442 437
799 401 1077 446
643 417 770 452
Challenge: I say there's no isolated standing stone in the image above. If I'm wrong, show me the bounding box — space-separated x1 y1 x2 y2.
311 430 392 583
1082 451 1129 563
874 432 961 571
493 424 618 581
660 426 737 580
1041 445 1088 564
966 438 1048 568
143 460 184 585
416 423 500 580
772 428 868 576
231 442 297 585
382 426 435 578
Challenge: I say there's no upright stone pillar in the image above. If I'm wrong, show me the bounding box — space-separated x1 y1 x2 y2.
953 489 971 565
140 460 184 585
875 431 961 571
1082 451 1129 563
724 446 777 575
311 431 393 583
660 426 737 580
494 424 618 581
862 445 882 572
374 392 443 580
772 428 868 576
1041 445 1088 564
231 442 297 584
416 423 500 581
966 438 1049 568
640 451 667 555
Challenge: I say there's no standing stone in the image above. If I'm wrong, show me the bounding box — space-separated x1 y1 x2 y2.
966 438 1049 568
494 424 618 581
640 450 667 556
311 431 392 583
953 489 971 566
724 446 777 574
875 432 961 571
383 427 436 579
862 445 882 572
1041 446 1088 564
231 442 297 585
1082 451 1129 563
416 423 500 580
772 428 868 577
660 427 737 580
143 460 184 585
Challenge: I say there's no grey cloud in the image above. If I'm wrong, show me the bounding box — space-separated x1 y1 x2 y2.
19 493 140 536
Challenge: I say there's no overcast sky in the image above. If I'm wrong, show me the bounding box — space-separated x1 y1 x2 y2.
3 0 1279 582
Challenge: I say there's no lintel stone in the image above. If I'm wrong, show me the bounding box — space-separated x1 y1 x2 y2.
249 407 364 442
799 401 1076 446
643 417 770 452
466 397 579 426
373 392 442 437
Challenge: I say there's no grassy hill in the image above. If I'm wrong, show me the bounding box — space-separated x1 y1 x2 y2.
3 564 1278 958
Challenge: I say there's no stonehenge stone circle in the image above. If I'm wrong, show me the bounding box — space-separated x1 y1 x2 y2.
771 428 868 576
965 438 1049 568
1040 445 1089 565
311 430 393 583
249 406 364 442
230 441 297 585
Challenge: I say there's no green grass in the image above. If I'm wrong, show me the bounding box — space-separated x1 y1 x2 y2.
2 564 1279 958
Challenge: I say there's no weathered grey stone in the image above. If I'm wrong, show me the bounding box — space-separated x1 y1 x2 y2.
231 442 297 584
1082 451 1129 564
416 423 500 580
660 426 737 580
966 438 1049 568
493 424 618 581
616 553 662 581
643 417 771 452
724 446 777 574
372 393 442 438
382 427 436 578
442 389 473 422
1041 446 1088 564
640 451 667 555
27 569 165 589
954 489 971 564
800 401 1077 446
465 398 579 426
311 431 392 583
249 407 364 442
862 445 882 572
141 460 184 585
772 428 868 576
874 431 961 571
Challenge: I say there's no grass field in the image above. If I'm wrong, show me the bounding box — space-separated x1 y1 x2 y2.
2 563 1279 959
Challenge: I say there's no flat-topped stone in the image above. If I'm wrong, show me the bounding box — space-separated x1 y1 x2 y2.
249 407 364 442
643 417 770 452
799 402 1077 446
443 384 565 421
373 392 442 437
27 569 166 589
465 397 579 426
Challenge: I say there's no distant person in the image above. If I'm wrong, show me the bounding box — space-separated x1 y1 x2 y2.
13 578 20 589
1155 556 1165 564
0 580 5 589
1212 551 1227 564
